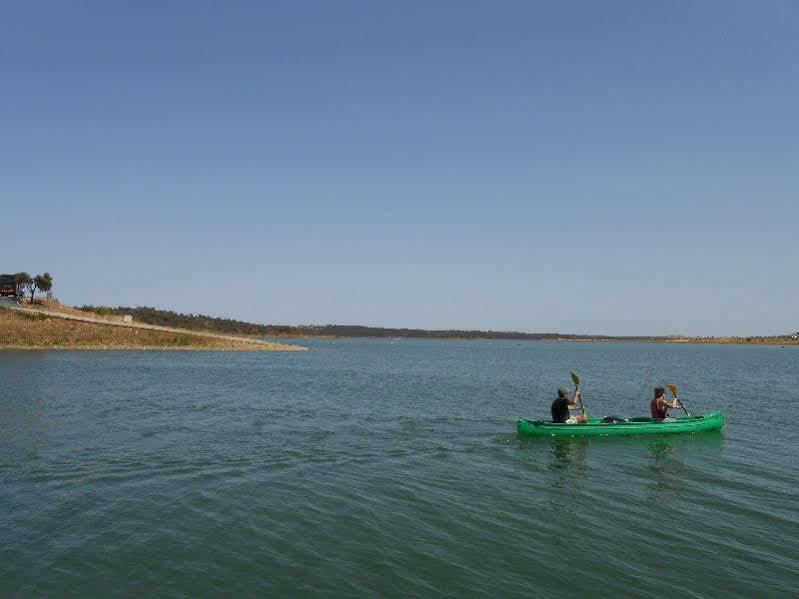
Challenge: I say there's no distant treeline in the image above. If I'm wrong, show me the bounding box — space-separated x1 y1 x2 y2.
76 305 671 341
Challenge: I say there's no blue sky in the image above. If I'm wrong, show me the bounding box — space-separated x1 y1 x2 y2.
2 1 797 335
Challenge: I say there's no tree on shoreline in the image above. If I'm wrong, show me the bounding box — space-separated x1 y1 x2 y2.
35 272 53 299
15 272 32 300
14 271 54 302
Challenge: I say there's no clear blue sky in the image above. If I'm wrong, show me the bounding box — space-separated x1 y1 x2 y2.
2 1 797 336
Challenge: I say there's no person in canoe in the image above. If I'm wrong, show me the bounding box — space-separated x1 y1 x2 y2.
552 388 587 424
650 386 682 422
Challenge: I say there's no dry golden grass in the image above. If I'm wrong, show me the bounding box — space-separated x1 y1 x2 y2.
0 308 302 351
17 298 129 322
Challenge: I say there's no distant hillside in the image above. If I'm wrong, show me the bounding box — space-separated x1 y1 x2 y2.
76 305 672 341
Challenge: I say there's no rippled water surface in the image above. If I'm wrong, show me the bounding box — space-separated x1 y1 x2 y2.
2 340 797 597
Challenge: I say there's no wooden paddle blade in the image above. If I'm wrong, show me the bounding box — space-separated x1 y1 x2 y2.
570 371 580 386
666 383 679 396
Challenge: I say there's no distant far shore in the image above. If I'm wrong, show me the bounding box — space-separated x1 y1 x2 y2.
269 334 799 345
662 336 798 346
70 304 799 346
4 300 796 348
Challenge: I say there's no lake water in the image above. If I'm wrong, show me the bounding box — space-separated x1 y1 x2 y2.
1 340 797 597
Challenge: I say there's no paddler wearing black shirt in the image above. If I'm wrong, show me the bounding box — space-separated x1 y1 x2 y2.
551 388 587 423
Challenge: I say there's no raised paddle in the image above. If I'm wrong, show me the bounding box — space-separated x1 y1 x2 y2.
666 383 691 416
570 371 587 419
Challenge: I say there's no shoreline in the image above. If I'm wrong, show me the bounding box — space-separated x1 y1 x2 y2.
67 303 798 346
4 301 795 349
0 304 307 352
257 334 799 346
1 345 295 352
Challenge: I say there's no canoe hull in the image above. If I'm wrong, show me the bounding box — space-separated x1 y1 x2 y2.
517 411 725 437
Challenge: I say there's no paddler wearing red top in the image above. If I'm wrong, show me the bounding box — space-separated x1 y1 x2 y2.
650 386 682 421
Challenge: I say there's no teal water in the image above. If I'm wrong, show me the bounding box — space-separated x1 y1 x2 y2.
1 340 797 597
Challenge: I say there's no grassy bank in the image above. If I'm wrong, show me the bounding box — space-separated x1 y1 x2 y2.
0 307 302 351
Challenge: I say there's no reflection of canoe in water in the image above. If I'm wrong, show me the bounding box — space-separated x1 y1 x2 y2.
517 411 725 437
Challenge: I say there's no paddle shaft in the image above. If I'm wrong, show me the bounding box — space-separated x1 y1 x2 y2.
570 371 586 417
574 385 586 417
667 383 691 416
677 398 691 417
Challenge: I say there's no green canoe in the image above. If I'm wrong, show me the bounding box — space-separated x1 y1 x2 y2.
516 411 725 437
